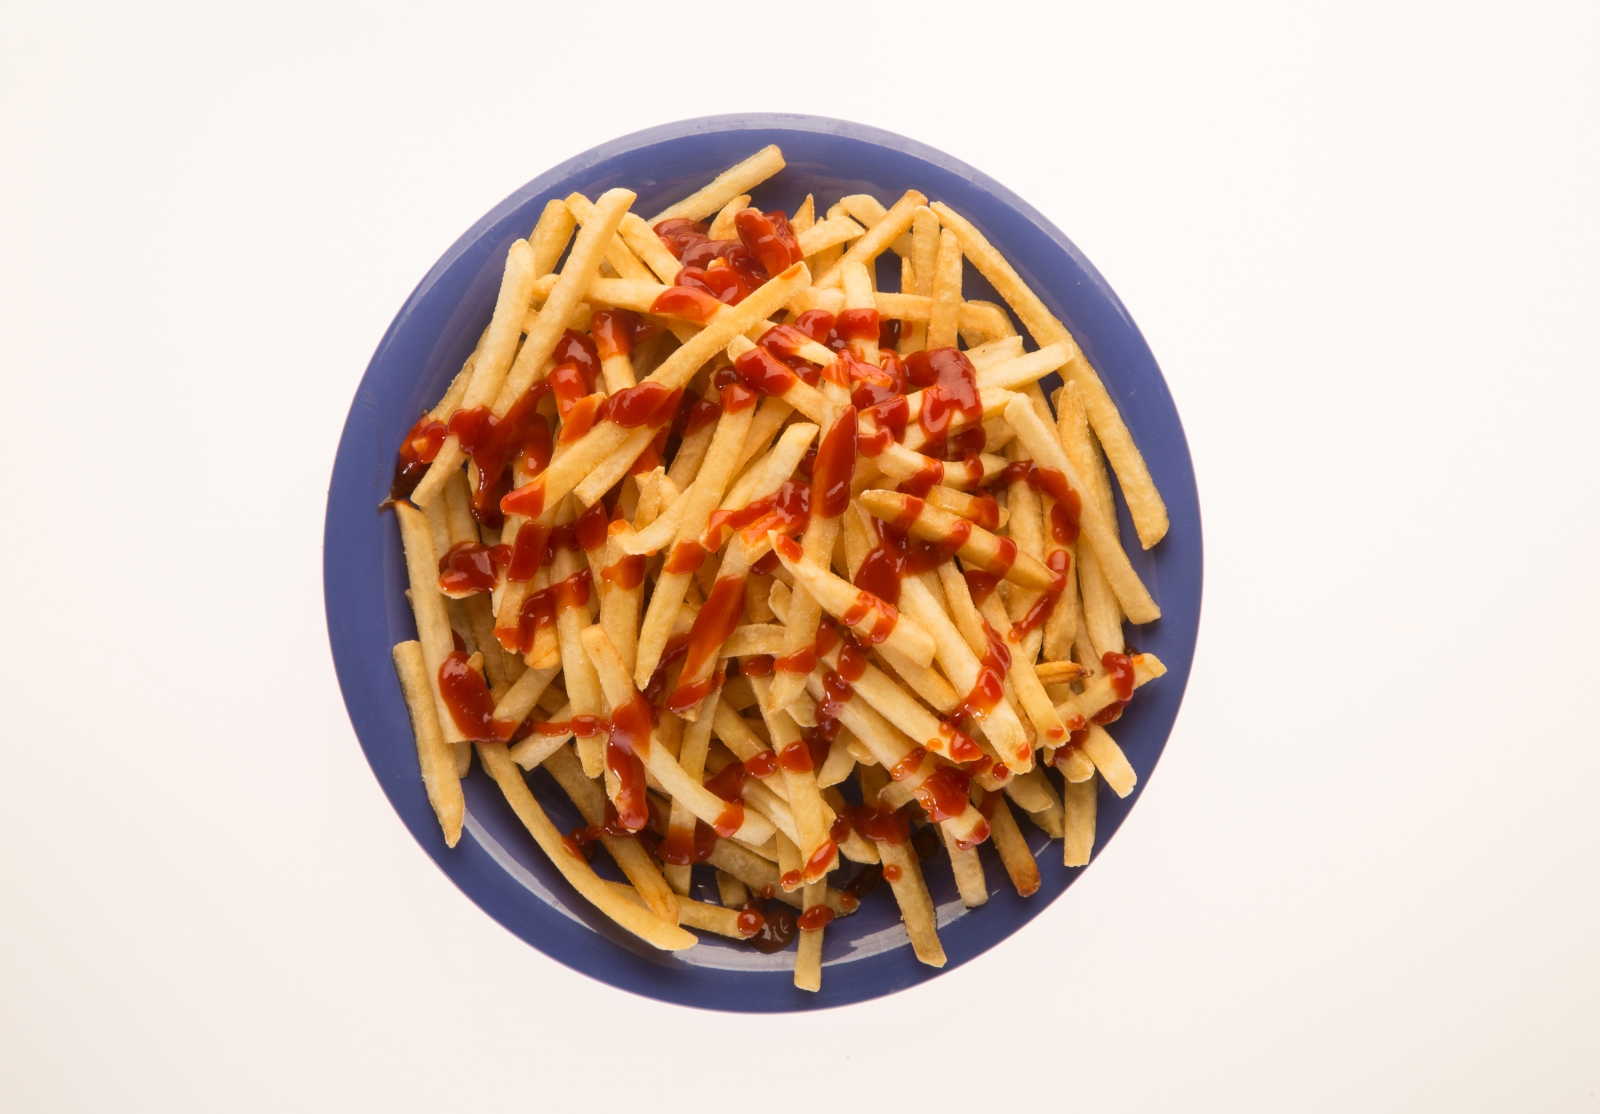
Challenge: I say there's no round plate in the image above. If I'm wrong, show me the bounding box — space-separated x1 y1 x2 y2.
324 114 1203 1012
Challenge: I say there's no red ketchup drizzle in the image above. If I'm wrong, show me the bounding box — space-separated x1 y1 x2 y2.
1011 550 1070 638
437 651 500 742
740 654 774 677
575 502 610 552
744 751 779 779
677 395 721 438
883 863 903 883
499 568 590 654
704 762 747 803
906 347 982 456
649 284 724 324
661 540 705 577
506 521 550 582
450 378 554 528
778 741 813 773
664 575 746 713
840 590 899 645
897 457 943 498
602 553 645 590
390 413 448 500
1093 650 1136 724
949 621 1011 725
851 802 909 844
590 309 655 360
1053 728 1091 768
836 307 880 344
746 900 796 953
703 480 810 548
641 634 689 709
853 520 967 607
732 345 799 397
736 907 766 937
797 905 835 932
792 309 838 348
734 208 803 278
500 476 546 520
890 746 928 782
811 406 857 519
437 541 510 595
803 839 838 883
604 381 682 428
605 692 653 831
658 819 718 865
914 764 972 824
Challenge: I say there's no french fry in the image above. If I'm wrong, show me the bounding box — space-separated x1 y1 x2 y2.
618 212 681 283
715 869 749 909
927 229 963 351
392 641 463 846
478 742 695 949
771 535 936 667
858 765 945 967
940 823 988 907
707 194 751 241
409 239 540 507
813 190 925 289
1061 773 1097 867
983 790 1041 897
748 675 837 883
528 198 578 278
795 213 865 257
1081 723 1137 798
395 502 465 744
649 144 785 224
1060 380 1125 656
791 194 815 234
566 192 655 283
662 682 723 895
1005 397 1158 624
795 880 827 992
860 489 1058 591
582 624 775 846
931 200 1168 548
539 743 680 923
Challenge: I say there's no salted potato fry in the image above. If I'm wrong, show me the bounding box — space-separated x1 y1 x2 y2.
650 145 785 223
1061 774 1098 867
930 200 1168 547
392 641 463 846
479 742 695 949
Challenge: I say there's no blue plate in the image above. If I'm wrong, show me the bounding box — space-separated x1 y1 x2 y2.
324 114 1203 1012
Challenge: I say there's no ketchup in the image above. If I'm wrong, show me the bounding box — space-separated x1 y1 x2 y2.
437 650 499 741
437 541 509 595
906 347 982 456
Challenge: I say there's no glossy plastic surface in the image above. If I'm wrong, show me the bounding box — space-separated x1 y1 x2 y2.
324 114 1203 1012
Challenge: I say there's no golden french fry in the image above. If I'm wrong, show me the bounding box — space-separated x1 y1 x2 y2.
478 742 695 949
650 145 785 224
581 624 774 846
707 194 751 241
983 790 1040 897
813 190 925 289
410 240 541 507
931 200 1168 548
392 641 463 847
1005 397 1158 624
539 743 680 923
1061 773 1097 867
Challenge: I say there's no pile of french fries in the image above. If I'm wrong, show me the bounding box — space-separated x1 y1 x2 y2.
384 145 1170 990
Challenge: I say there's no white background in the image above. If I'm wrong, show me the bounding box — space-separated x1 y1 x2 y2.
2 2 1595 1110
